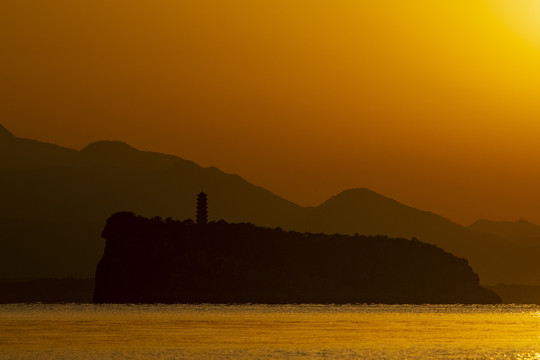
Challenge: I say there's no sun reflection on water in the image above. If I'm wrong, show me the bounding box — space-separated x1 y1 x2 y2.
1 304 540 359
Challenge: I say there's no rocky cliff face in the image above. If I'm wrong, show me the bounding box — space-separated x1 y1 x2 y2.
94 212 501 304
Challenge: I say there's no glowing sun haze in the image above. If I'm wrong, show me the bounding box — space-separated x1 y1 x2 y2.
2 0 540 225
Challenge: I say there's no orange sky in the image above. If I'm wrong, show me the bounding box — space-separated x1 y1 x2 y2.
2 0 540 225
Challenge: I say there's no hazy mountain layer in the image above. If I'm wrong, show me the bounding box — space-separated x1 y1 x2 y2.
1 124 540 285
469 219 540 239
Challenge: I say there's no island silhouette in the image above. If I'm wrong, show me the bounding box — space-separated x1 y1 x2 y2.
0 124 539 303
94 201 500 304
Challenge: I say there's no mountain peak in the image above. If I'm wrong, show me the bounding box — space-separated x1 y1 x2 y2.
516 218 534 225
80 141 138 156
0 124 15 139
468 218 540 238
321 188 398 207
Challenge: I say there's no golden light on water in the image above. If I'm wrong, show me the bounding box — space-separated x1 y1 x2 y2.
3 304 540 359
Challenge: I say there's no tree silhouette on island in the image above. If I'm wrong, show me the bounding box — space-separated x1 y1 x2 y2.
93 192 500 304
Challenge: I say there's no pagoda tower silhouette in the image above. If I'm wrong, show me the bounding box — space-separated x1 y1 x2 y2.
196 190 208 225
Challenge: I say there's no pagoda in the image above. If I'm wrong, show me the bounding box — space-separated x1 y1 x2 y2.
196 191 208 225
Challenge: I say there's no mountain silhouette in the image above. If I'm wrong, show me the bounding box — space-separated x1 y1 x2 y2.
301 188 470 244
468 219 540 239
0 125 303 279
0 129 77 170
1 123 540 286
0 124 15 139
297 189 540 285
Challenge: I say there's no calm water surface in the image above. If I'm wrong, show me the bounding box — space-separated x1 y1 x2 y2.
2 304 540 359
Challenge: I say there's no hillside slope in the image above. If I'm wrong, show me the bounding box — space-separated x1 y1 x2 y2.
0 127 303 279
299 189 540 285
1 124 540 285
469 219 540 239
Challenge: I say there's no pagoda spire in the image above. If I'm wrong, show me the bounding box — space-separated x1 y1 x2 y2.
196 190 208 225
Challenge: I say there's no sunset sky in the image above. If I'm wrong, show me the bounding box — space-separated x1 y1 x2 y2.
2 1 540 225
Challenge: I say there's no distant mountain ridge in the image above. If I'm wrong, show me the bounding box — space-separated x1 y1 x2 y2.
0 124 15 139
1 124 540 286
302 188 470 243
0 126 304 280
468 219 540 239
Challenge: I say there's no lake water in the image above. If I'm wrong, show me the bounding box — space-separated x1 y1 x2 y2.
2 304 540 359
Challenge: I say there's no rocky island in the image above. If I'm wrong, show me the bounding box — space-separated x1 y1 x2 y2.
94 212 500 304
